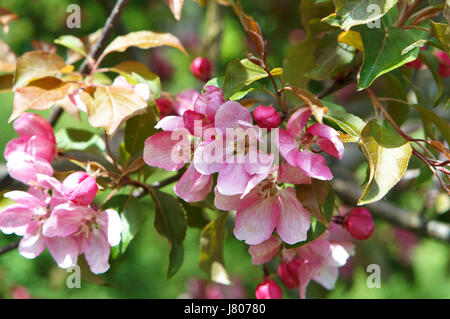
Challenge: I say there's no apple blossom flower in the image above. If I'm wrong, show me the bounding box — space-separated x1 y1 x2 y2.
43 203 122 274
277 223 354 298
255 279 283 299
278 107 344 180
62 172 98 206
156 98 175 118
4 113 56 185
214 162 311 245
173 89 200 116
253 105 281 129
190 57 212 82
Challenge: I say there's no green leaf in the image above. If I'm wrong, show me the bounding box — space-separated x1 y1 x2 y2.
104 195 148 258
150 189 187 279
305 30 356 80
204 76 224 89
431 22 450 55
124 104 159 157
283 40 317 92
54 35 87 56
181 200 209 229
323 0 398 30
199 213 230 285
300 0 335 32
295 179 331 227
357 120 412 205
222 59 280 99
356 26 420 90
323 101 366 139
383 73 409 126
55 128 105 156
412 104 450 144
418 50 444 105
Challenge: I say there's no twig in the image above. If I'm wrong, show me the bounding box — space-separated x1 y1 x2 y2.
49 0 131 127
395 0 426 27
332 178 450 242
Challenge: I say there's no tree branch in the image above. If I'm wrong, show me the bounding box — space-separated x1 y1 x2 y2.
332 178 450 243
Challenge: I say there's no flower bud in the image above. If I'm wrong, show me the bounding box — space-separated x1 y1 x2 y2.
277 258 302 289
255 279 282 299
435 51 450 78
156 98 174 118
190 57 212 82
62 172 98 206
344 207 374 240
252 105 281 129
405 47 424 70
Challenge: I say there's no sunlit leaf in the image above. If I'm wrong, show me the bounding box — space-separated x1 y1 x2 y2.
199 213 230 285
337 30 363 51
165 0 184 20
85 85 148 136
13 51 66 90
102 31 187 59
323 101 365 139
357 120 412 205
55 128 106 156
323 0 398 30
55 35 87 56
10 77 74 122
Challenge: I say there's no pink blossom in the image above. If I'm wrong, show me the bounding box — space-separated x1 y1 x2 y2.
214 164 311 245
278 107 344 180
43 203 122 274
62 172 98 206
156 98 175 118
174 89 200 116
276 224 354 298
255 279 283 299
253 105 281 129
190 57 212 82
4 113 56 185
435 51 450 77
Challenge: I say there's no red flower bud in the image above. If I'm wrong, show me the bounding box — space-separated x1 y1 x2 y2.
156 98 174 118
344 207 374 240
252 105 281 129
190 57 212 82
435 51 450 78
405 47 425 69
62 172 98 206
255 279 283 299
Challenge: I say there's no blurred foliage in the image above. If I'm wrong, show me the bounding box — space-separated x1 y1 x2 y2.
0 0 449 299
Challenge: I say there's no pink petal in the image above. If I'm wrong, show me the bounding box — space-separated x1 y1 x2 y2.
307 123 344 159
286 107 311 136
183 110 212 136
143 131 190 171
213 186 242 211
26 135 56 162
313 265 338 290
288 150 333 180
174 163 213 202
13 113 55 143
233 192 279 245
194 86 224 121
276 187 310 244
84 228 111 274
214 101 252 134
46 236 79 268
174 89 199 116
277 129 298 162
193 139 224 175
4 190 47 209
0 205 33 235
18 231 46 259
155 115 185 131
217 163 251 196
248 236 281 265
43 203 90 237
6 154 53 186
97 209 123 247
278 161 311 184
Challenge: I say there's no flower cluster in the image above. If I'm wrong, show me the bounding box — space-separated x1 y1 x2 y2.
0 114 122 274
143 85 345 248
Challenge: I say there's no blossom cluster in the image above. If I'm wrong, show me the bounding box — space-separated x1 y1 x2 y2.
0 114 122 274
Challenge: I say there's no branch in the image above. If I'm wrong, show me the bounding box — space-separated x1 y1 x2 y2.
332 178 450 243
49 0 131 127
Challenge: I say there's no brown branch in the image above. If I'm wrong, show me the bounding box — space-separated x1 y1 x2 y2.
49 0 131 127
332 178 450 243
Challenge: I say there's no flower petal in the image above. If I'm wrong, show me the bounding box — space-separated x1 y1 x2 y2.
286 107 311 137
84 228 111 274
307 123 344 159
217 163 251 196
46 236 79 268
175 163 213 202
18 231 46 259
43 203 90 237
0 204 33 235
248 236 281 265
278 161 311 185
276 187 310 244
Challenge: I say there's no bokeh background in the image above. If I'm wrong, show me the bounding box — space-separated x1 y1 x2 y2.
0 0 449 299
